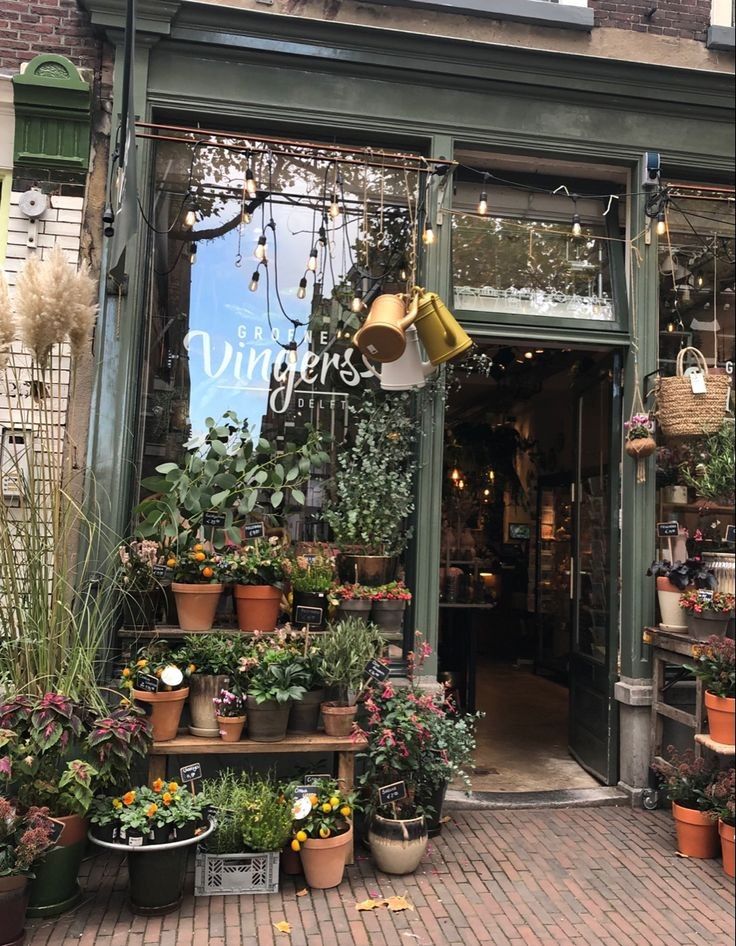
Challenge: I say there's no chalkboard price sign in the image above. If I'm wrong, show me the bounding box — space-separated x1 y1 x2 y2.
378 781 407 806
304 773 331 786
697 590 714 602
243 522 266 539
295 605 324 626
44 818 66 845
656 521 680 537
152 564 172 578
726 524 735 544
294 785 310 798
364 658 390 683
180 762 203 785
203 510 226 528
135 672 160 693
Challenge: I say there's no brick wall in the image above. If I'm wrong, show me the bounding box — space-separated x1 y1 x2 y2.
590 1 712 42
0 0 101 76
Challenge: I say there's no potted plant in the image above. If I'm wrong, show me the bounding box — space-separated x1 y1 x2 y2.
287 635 327 734
330 583 374 620
652 747 719 858
225 537 287 632
88 796 121 843
624 413 656 481
246 651 306 742
323 392 416 586
174 634 245 737
319 617 385 736
118 539 162 631
286 546 335 630
0 798 56 946
121 644 190 742
213 688 247 742
704 769 735 878
688 636 735 746
680 421 735 506
166 542 225 632
290 778 356 889
370 581 412 642
647 559 716 630
679 590 735 640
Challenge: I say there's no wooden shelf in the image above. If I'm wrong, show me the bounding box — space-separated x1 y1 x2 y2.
149 732 366 757
695 733 736 756
659 502 735 514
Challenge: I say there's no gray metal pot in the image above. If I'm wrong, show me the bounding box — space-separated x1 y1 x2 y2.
245 697 291 742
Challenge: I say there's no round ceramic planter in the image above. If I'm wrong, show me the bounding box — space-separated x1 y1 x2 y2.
300 826 352 889
368 814 428 875
704 691 735 746
0 875 29 946
336 598 372 620
288 689 326 734
686 610 733 641
336 554 397 587
320 702 356 737
132 688 189 742
292 590 328 630
26 815 88 918
671 802 719 859
656 578 688 631
172 583 223 632
371 599 406 639
719 819 735 878
233 584 281 632
121 589 159 631
217 715 246 742
188 673 229 737
245 696 291 742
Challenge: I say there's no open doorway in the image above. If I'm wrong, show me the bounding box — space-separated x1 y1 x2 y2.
438 341 621 791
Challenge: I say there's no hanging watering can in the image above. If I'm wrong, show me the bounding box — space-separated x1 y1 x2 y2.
413 290 473 366
362 326 437 391
353 294 417 364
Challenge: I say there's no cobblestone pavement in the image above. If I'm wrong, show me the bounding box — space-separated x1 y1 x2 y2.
27 807 734 946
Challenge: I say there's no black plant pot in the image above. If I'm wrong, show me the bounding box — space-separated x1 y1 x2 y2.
246 697 291 742
149 824 172 845
336 554 397 587
422 782 448 838
127 847 189 915
371 599 406 639
288 689 326 733
121 589 159 631
292 591 328 630
90 822 118 844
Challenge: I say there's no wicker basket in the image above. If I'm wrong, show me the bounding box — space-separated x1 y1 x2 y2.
656 347 732 440
194 849 280 896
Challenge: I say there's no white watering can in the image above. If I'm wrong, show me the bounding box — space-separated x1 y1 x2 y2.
361 326 437 391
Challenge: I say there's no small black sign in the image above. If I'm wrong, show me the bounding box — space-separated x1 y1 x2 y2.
364 658 390 683
135 672 160 694
243 522 266 539
203 511 226 528
45 817 65 845
304 773 331 786
726 524 735 544
697 590 714 602
295 605 323 626
657 521 680 537
152 564 172 578
294 785 310 799
179 762 202 784
378 781 407 806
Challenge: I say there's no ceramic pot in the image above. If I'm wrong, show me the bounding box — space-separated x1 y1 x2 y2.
320 702 356 737
300 826 353 889
371 599 406 640
217 715 246 742
336 554 396 587
245 696 290 742
719 819 735 878
281 844 302 876
121 589 159 631
686 610 733 640
656 577 688 631
26 815 88 918
336 598 372 620
704 691 735 746
0 875 29 946
133 688 189 742
172 583 223 632
292 590 328 630
188 673 229 737
288 689 326 734
368 813 428 875
671 802 719 858
233 584 281 632
421 782 448 838
127 846 189 915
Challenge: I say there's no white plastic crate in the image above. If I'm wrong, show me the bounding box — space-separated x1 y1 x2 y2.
194 849 280 896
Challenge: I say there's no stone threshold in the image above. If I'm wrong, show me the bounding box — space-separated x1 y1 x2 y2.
445 786 630 810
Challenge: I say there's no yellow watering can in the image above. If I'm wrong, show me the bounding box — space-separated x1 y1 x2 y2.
353 294 417 364
413 290 473 366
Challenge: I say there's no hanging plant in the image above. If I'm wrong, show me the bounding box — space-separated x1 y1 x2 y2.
624 403 656 484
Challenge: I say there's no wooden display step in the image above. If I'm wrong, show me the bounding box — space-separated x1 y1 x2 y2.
694 733 736 756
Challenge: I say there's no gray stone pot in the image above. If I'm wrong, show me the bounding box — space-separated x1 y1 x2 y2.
288 689 326 733
188 674 229 737
246 697 291 742
336 598 372 620
371 599 406 640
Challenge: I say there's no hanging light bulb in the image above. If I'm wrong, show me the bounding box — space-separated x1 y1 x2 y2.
666 319 676 333
697 274 704 287
255 235 267 262
656 210 667 236
183 202 197 229
249 270 260 292
450 468 461 482
189 242 197 264
399 260 408 281
297 277 308 301
335 319 344 340
307 248 318 272
478 190 488 215
241 209 251 226
245 167 257 198
422 222 435 246
524 351 533 360
351 288 364 313
286 341 298 365
328 193 341 219
571 213 582 238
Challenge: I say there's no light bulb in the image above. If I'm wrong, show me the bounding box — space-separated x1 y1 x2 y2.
255 235 267 261
307 248 318 272
478 191 488 215
450 468 460 481
666 320 675 333
286 342 298 365
351 290 364 313
241 210 251 226
656 211 666 236
184 207 196 228
400 265 408 281
329 194 340 219
571 213 582 237
249 270 260 292
422 223 435 246
245 168 257 198
189 242 197 264
524 351 533 360
697 274 704 287
297 277 308 300
336 319 344 339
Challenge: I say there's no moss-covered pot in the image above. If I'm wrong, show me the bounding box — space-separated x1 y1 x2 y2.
26 815 88 917
245 697 291 742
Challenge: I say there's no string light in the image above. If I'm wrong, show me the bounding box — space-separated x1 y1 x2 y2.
255 234 267 261
336 319 345 339
307 248 318 272
656 210 667 236
189 242 197 264
328 192 341 219
351 287 364 313
524 351 534 359
241 210 251 226
183 200 197 229
571 213 582 238
422 222 435 245
286 341 298 365
297 276 308 300
249 269 260 292
245 166 257 198
478 176 489 215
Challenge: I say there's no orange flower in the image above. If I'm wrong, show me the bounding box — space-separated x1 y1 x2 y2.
168 781 179 792
121 668 131 678
193 543 204 552
146 803 158 818
152 778 164 793
162 792 173 806
166 557 177 568
122 791 136 806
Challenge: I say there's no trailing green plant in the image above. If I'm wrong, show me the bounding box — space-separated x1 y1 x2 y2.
323 391 416 556
203 770 293 854
679 421 735 503
319 617 384 705
687 635 735 699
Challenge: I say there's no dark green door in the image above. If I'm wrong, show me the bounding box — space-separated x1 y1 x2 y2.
568 354 621 784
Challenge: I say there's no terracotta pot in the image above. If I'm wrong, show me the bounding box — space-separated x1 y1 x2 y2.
0 875 29 946
26 815 88 918
245 696 290 742
336 554 396 587
686 610 733 641
280 844 302 876
288 689 326 734
320 702 356 737
368 813 428 875
656 577 688 631
233 584 281 632
719 819 735 878
133 687 189 742
216 715 246 743
188 673 229 737
704 691 735 746
300 825 353 889
172 583 223 632
671 802 719 858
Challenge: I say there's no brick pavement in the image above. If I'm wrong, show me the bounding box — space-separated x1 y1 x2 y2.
26 808 734 946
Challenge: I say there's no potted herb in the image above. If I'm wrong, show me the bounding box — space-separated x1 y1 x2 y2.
118 539 162 631
286 546 335 630
225 537 287 632
166 542 225 632
688 636 735 746
290 778 356 889
175 634 244 737
330 582 374 619
323 392 416 586
680 421 735 505
704 769 735 878
246 653 306 742
370 581 412 642
319 617 384 736
0 798 56 946
647 559 716 630
652 747 719 859
120 644 190 742
679 590 735 640
213 688 247 742
287 634 327 734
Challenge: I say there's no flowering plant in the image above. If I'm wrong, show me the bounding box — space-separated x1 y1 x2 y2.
165 542 224 584
213 688 246 719
0 797 56 877
115 780 208 835
289 777 356 851
651 747 718 810
688 635 735 699
679 590 735 615
119 643 190 692
370 581 412 602
704 769 735 827
284 547 335 593
118 540 161 593
222 537 287 586
329 582 375 602
624 413 654 441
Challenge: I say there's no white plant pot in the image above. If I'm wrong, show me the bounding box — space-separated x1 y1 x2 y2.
656 578 687 631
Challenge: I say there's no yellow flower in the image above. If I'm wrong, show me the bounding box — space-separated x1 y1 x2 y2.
340 806 351 817
166 558 177 568
112 798 123 810
321 803 332 814
168 782 179 793
296 830 307 843
187 664 196 674
152 778 164 793
146 803 158 818
290 839 301 852
162 792 173 806
122 791 136 806
121 668 131 678
136 659 148 668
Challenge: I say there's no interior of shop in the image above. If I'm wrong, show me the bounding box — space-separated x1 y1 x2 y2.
438 341 613 792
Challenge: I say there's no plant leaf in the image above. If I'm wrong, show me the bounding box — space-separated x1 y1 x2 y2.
273 921 292 934
355 899 381 911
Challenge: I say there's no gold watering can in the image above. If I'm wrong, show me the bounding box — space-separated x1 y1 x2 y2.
353 294 417 364
412 290 473 365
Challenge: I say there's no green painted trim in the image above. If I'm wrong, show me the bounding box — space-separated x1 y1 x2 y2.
0 170 11 265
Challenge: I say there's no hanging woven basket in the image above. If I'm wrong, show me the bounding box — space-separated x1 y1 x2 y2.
625 436 657 459
655 347 732 440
